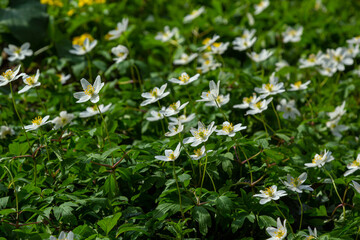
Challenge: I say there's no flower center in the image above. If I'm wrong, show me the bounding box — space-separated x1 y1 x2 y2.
264 187 274 197
179 73 190 83
72 33 93 46
275 229 285 238
265 83 274 92
306 236 315 240
150 89 158 98
193 148 202 157
290 177 300 187
2 70 13 80
32 116 43 126
351 160 360 167
333 55 343 62
117 52 125 57
222 123 234 133
84 85 95 95
202 38 211 45
168 152 175 161
294 81 302 88
308 54 316 62
169 103 178 110
255 101 263 109
312 154 323 164
289 30 297 37
25 76 36 85
14 47 22 54
190 10 198 16
195 128 208 139
212 42 221 48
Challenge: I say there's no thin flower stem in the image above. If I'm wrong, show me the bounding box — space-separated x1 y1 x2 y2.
235 137 252 184
214 99 229 122
273 201 294 234
9 82 32 154
4 166 19 221
85 53 93 81
260 114 268 136
157 101 166 134
200 142 209 196
40 130 51 181
173 160 185 219
133 63 143 92
206 169 216 192
35 88 48 113
271 101 281 130
324 169 346 219
97 105 115 165
296 193 303 231
178 133 195 174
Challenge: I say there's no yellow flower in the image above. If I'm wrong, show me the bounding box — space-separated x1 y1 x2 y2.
40 0 64 7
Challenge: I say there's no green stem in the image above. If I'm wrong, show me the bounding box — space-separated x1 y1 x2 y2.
271 101 281 130
35 88 48 114
9 82 32 154
200 143 209 196
235 138 252 184
86 53 93 81
324 169 345 219
133 63 143 92
296 193 303 231
157 101 166 134
273 201 294 234
214 99 229 122
4 166 19 221
173 161 184 219
178 133 194 174
206 169 216 192
97 105 115 165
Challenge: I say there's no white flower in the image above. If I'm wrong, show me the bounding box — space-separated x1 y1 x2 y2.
266 218 287 240
327 47 354 71
183 121 216 147
198 35 220 52
24 115 50 132
73 75 104 103
0 65 22 86
305 150 334 168
233 29 257 51
211 42 229 55
344 154 360 177
49 231 74 240
255 73 285 98
246 97 273 115
197 80 220 102
282 26 303 43
183 6 205 23
254 0 270 15
79 103 112 118
165 123 184 137
190 146 212 160
169 113 196 125
155 26 178 42
18 69 41 94
57 73 71 84
111 45 129 63
160 101 189 117
233 93 259 109
51 111 75 130
347 35 360 45
327 101 346 120
107 18 128 40
146 107 165 122
173 53 198 65
346 44 359 58
247 12 255 26
216 121 246 137
275 60 289 72
247 49 273 62
283 173 313 193
318 59 337 77
254 185 287 204
69 38 97 55
196 57 221 73
0 126 15 139
155 143 181 161
326 118 348 138
169 72 200 85
304 227 317 240
205 94 230 108
289 80 311 91
351 180 360 194
276 99 300 120
299 52 324 68
4 42 33 62
140 83 170 107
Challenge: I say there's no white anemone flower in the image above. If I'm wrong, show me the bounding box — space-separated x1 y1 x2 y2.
0 65 22 86
0 126 15 139
326 118 349 138
4 42 33 62
305 149 334 168
183 6 205 23
327 101 346 120
347 36 360 45
233 93 260 109
318 60 337 77
155 143 181 162
210 42 229 55
246 97 273 115
266 218 287 240
190 146 212 160
69 37 97 55
351 180 360 194
169 113 196 125
165 123 184 137
247 49 273 62
346 44 359 58
282 26 303 43
183 121 216 147
289 80 311 91
24 115 50 132
79 103 112 118
299 52 324 68
146 107 165 122
155 26 178 42
18 69 41 94
253 185 287 204
196 57 222 73
111 45 129 63
73 75 104 103
57 73 71 84
198 35 220 52
283 173 313 193
255 72 285 98
197 80 220 103
205 94 230 108
50 231 74 240
304 227 317 240
276 99 300 120
233 29 257 51
344 154 360 177
275 60 289 72
169 72 200 85
216 121 246 137
327 47 354 71
107 18 128 40
51 111 75 130
160 101 189 117
140 83 170 107
254 0 270 15
173 53 198 65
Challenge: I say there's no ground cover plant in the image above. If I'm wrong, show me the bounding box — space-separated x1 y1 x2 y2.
1 0 360 239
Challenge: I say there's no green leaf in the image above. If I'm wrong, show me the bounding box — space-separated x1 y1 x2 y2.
97 212 122 235
116 223 148 237
216 196 232 215
258 215 277 229
193 206 212 236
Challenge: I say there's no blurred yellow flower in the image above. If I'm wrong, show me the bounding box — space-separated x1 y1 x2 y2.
40 0 63 7
67 9 75 16
78 0 106 7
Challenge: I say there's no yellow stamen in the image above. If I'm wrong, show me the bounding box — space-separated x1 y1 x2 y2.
84 85 95 95
178 73 190 83
32 116 43 126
